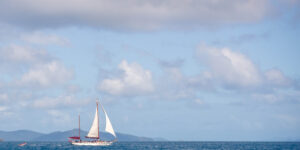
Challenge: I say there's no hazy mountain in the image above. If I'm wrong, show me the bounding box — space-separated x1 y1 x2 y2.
33 129 82 141
0 129 161 141
152 137 168 141
0 130 43 141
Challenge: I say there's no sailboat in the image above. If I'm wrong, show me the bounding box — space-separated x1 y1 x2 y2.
69 101 117 146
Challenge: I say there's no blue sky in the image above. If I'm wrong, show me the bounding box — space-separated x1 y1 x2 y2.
0 0 300 141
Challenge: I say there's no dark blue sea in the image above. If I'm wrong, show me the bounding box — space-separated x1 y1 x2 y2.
0 142 299 150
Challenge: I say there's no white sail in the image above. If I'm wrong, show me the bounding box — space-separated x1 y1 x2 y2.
101 104 116 137
86 108 99 138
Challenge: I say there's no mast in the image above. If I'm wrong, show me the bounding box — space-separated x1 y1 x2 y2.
97 101 99 139
79 115 80 139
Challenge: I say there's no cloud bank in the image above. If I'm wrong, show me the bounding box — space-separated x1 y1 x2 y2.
0 0 273 30
0 44 73 88
97 44 296 104
0 36 76 113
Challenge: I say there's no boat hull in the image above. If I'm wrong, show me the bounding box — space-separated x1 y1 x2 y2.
71 141 114 146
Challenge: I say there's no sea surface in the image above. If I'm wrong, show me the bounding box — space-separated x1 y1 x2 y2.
0 141 299 150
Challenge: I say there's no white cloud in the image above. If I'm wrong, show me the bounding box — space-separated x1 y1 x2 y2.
0 44 73 87
20 61 73 87
98 60 154 96
96 44 296 104
197 44 262 88
20 32 70 46
0 0 272 30
0 106 8 111
0 42 78 121
194 43 297 103
264 69 291 87
0 44 50 65
33 95 90 109
0 93 9 102
196 44 293 90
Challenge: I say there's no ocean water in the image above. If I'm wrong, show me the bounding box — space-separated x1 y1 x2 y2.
0 141 299 150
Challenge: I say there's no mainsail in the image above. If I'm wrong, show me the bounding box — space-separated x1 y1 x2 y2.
101 104 116 137
86 108 99 138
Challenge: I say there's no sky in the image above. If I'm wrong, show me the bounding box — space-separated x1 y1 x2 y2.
0 0 300 141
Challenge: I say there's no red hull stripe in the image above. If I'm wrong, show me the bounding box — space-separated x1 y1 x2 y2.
69 136 81 139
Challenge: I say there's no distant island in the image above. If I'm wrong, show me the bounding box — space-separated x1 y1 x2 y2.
0 129 166 142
